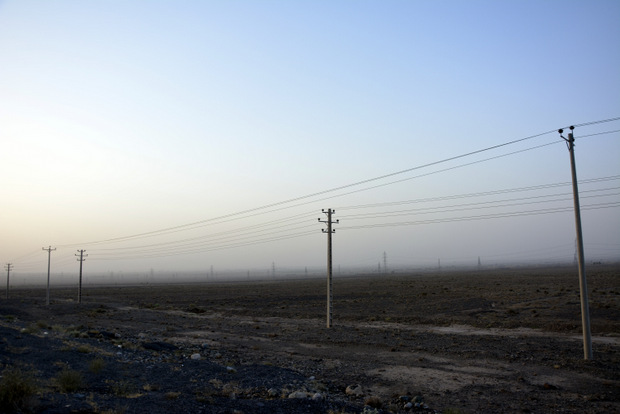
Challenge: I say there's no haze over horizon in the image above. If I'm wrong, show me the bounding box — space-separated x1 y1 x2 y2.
1 1 619 283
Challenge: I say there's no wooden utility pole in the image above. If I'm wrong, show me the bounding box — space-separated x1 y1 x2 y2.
559 126 593 360
76 250 87 304
43 246 56 305
5 263 13 299
319 209 338 328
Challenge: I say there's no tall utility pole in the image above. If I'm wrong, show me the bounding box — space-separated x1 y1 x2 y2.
559 126 593 360
318 209 338 328
75 250 87 304
5 263 13 299
43 246 56 306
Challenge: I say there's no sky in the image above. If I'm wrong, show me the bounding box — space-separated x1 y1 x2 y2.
1 0 619 282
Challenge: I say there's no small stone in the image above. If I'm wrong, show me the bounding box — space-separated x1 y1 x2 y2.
345 384 364 397
404 402 413 409
190 353 201 360
226 366 237 373
312 392 324 401
267 388 279 397
288 391 309 399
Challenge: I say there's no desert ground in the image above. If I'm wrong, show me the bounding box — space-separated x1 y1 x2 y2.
1 264 619 413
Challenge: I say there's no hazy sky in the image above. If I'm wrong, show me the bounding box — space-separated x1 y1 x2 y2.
1 0 619 279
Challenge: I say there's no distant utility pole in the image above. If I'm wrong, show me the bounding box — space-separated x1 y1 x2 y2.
318 208 338 328
75 250 87 304
383 251 388 274
43 246 56 306
559 126 592 360
5 263 13 299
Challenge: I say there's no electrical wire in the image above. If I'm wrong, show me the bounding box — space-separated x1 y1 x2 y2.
11 117 620 265
338 202 620 231
54 127 566 248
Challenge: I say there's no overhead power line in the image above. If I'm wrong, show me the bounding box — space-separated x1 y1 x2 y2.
82 176 618 261
54 123 576 249
16 116 620 263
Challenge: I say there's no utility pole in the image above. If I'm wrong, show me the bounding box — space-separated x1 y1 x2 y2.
42 246 56 306
318 208 338 328
75 250 87 304
383 251 388 274
559 126 592 360
5 263 13 299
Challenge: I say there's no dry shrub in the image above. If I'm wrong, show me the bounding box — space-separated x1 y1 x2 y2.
56 369 83 393
89 357 105 374
0 368 37 412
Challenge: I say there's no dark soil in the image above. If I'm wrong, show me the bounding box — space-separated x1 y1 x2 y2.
1 264 619 413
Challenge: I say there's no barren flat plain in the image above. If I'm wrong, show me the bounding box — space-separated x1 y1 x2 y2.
1 264 619 413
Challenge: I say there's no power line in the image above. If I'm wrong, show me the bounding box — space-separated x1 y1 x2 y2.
54 124 572 248
338 201 619 230
338 175 620 211
17 117 620 263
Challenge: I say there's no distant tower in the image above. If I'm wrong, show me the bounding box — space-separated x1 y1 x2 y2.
437 258 441 271
478 256 481 269
272 262 276 279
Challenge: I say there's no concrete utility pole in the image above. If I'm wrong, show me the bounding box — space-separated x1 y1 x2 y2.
43 246 56 306
76 250 87 304
559 126 593 360
5 263 13 299
318 209 338 328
